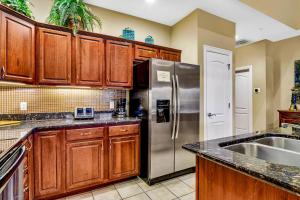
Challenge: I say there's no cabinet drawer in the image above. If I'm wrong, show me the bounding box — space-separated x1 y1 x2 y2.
109 124 139 137
135 45 159 61
66 127 104 141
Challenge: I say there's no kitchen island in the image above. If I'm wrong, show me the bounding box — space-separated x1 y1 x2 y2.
183 128 300 200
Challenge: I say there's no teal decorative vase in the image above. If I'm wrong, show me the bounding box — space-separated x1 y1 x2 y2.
145 35 154 44
122 28 135 40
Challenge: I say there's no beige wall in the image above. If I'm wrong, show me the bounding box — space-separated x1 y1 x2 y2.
171 10 199 65
30 0 171 47
269 36 300 127
171 9 235 141
235 36 300 130
235 41 268 132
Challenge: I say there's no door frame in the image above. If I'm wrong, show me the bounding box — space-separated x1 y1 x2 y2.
235 65 253 134
203 45 233 141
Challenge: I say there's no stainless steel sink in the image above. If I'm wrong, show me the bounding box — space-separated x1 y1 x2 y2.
254 137 300 153
225 143 300 167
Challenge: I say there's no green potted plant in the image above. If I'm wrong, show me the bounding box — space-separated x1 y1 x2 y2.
48 0 102 34
0 0 33 18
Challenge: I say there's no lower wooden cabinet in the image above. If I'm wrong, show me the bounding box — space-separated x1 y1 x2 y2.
34 130 65 199
66 140 105 191
32 124 140 199
23 135 33 200
109 135 140 180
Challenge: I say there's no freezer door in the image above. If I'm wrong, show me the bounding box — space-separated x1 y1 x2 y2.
174 63 200 171
149 59 175 179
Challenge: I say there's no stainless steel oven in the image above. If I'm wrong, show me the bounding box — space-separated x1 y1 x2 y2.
0 145 26 200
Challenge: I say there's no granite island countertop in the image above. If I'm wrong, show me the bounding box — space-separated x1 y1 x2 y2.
0 113 140 160
183 128 300 195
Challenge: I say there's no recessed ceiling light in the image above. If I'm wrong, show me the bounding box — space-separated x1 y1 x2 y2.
145 0 155 4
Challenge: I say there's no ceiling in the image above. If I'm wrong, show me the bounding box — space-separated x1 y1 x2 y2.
85 0 300 43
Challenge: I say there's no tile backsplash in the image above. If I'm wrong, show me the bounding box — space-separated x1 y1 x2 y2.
0 85 127 114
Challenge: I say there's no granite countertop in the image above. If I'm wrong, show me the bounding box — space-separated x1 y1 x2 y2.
183 128 300 195
0 113 140 160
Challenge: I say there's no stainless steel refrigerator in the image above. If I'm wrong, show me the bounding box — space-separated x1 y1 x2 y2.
130 59 200 184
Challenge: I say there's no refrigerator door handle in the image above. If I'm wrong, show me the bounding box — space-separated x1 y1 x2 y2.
171 75 177 140
175 75 180 139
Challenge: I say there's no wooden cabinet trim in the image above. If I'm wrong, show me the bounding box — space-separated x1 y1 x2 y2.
66 127 104 141
109 124 139 137
75 34 105 86
37 27 72 85
0 11 35 83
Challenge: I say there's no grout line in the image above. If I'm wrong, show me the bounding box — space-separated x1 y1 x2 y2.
113 184 123 200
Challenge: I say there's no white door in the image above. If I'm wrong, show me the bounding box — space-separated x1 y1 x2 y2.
235 67 253 135
204 46 232 141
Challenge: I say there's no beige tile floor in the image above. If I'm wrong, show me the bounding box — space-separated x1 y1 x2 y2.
57 173 195 200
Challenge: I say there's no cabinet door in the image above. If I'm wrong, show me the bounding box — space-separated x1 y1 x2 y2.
37 28 72 85
66 140 104 191
106 40 133 88
134 45 158 61
34 130 65 198
160 50 181 62
76 35 104 86
0 11 35 83
109 135 140 179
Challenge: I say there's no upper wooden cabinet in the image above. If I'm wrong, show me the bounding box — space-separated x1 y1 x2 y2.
34 130 65 199
134 45 159 61
0 11 35 83
36 28 72 85
106 40 133 88
75 35 105 86
160 50 181 62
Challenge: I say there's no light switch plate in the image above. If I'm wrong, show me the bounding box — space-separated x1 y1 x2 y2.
109 101 115 109
20 102 27 111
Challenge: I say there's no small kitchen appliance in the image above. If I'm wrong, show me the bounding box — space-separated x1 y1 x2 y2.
113 98 127 118
74 107 94 119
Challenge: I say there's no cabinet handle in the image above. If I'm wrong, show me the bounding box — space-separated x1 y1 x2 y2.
109 140 112 149
120 129 128 132
24 186 29 192
80 132 92 136
1 66 5 79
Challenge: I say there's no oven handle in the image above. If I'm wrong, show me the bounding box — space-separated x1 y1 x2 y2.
0 146 26 190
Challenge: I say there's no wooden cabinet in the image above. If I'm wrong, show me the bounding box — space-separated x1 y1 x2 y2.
134 45 159 61
0 11 35 83
106 40 133 88
23 135 33 200
66 140 105 191
159 50 181 62
34 130 65 199
109 125 140 180
278 110 300 127
75 35 105 86
37 28 72 85
197 157 300 200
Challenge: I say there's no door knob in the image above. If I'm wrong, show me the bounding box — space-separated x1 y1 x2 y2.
208 113 216 117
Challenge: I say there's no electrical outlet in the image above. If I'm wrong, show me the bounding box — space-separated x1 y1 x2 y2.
20 102 27 111
109 101 115 109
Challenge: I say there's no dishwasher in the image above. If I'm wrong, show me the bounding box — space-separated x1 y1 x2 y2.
0 145 26 200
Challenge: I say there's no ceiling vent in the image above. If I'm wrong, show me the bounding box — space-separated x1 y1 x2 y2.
236 39 251 46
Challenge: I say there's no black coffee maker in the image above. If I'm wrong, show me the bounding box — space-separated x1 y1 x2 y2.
113 98 127 118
